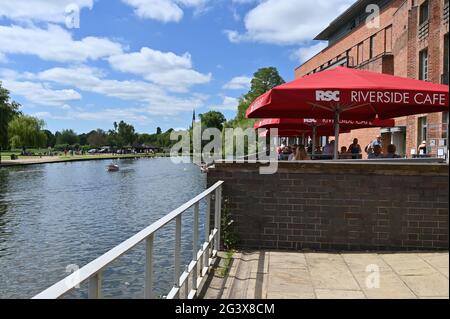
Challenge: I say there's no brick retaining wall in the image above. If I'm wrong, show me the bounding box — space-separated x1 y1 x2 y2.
207 162 449 251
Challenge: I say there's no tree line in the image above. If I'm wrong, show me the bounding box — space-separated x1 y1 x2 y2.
1 82 177 152
1 67 284 153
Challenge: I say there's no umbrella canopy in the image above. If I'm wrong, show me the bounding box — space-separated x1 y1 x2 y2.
254 118 395 131
246 67 449 159
246 67 449 120
255 118 392 156
259 128 350 138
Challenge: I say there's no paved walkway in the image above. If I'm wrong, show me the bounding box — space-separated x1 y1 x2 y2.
203 251 449 299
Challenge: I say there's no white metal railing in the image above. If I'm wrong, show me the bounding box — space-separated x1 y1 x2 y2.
32 181 224 299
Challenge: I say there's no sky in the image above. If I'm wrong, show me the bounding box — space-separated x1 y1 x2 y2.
0 0 354 134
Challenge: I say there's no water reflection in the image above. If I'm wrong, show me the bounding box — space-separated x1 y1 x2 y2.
0 158 206 298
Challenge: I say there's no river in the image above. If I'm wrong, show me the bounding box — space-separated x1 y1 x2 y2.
0 157 207 298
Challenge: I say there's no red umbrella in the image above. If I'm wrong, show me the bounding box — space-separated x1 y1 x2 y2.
255 118 395 156
259 128 351 138
246 67 449 159
254 118 395 130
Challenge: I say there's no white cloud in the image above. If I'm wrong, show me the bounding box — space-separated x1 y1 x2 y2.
223 76 252 90
0 52 7 63
211 96 239 111
1 78 82 106
32 108 150 124
290 42 328 63
0 24 124 63
108 47 211 92
122 0 209 23
5 66 208 115
0 0 93 23
225 0 354 45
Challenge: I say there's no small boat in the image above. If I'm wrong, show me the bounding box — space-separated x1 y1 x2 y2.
107 163 120 172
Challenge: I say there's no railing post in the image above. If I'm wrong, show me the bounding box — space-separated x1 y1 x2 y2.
144 234 154 299
184 265 189 299
174 215 182 297
214 186 222 251
218 186 222 250
88 272 102 299
204 194 211 268
192 202 199 293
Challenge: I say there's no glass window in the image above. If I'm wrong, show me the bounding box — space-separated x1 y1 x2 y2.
443 112 449 144
418 116 428 152
419 0 429 25
369 35 375 59
444 33 449 84
419 49 429 81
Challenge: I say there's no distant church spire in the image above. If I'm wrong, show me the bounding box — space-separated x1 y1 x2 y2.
191 109 196 130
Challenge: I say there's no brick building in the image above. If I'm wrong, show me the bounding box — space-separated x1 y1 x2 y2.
296 0 449 158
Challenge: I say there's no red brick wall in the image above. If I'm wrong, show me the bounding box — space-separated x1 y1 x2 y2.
208 162 449 251
296 0 449 158
296 0 405 77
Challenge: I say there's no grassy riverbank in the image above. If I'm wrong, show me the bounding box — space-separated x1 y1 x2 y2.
0 153 171 166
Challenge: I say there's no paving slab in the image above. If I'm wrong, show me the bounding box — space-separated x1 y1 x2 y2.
305 253 361 291
382 253 449 298
314 289 365 299
203 251 449 299
417 253 449 279
342 254 416 299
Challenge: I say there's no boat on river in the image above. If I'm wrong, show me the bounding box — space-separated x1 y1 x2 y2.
107 163 119 172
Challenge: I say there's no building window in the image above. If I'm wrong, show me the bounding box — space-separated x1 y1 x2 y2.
346 49 352 66
419 0 429 25
369 35 375 59
444 33 449 84
357 43 364 64
419 49 429 81
443 111 449 146
418 116 428 152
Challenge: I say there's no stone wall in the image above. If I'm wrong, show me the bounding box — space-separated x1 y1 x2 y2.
208 161 449 251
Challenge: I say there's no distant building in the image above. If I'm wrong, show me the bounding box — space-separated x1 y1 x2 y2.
296 0 449 158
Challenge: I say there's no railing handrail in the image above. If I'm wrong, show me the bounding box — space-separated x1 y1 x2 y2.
33 180 224 299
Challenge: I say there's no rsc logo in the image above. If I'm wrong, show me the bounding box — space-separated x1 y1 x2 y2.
315 90 341 102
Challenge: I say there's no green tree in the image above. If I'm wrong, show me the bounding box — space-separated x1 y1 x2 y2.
42 130 56 148
117 120 136 146
0 82 21 150
87 129 108 146
236 67 285 121
78 133 88 146
108 121 136 147
56 129 79 145
156 127 162 135
8 115 47 149
200 111 227 131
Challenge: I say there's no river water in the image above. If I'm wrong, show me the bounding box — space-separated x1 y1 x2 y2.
0 157 207 298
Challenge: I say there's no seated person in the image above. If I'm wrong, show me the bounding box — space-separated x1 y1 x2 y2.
288 144 298 161
368 144 383 159
321 140 335 160
418 140 427 155
293 144 311 161
279 146 291 161
339 146 352 159
384 144 402 159
348 138 362 159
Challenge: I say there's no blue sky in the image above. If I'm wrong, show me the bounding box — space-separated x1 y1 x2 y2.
0 0 353 134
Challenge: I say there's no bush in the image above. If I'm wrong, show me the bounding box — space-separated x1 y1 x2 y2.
53 144 70 151
221 198 238 250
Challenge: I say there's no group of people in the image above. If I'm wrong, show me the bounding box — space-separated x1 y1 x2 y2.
278 144 311 161
277 135 403 160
